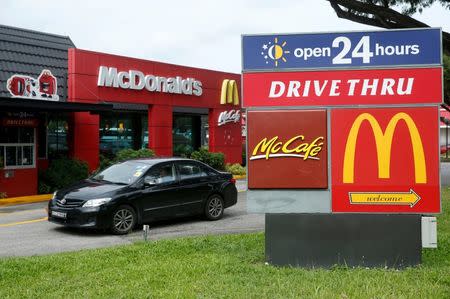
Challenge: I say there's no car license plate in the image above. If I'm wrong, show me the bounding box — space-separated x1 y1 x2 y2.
51 211 67 219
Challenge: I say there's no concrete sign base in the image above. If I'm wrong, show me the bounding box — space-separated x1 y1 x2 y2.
265 214 421 269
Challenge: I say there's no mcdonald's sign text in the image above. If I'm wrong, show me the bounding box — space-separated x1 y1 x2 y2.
331 107 440 213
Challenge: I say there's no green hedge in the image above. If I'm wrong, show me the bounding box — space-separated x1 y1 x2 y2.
225 163 246 176
114 148 155 162
38 158 89 193
190 147 225 171
99 148 155 171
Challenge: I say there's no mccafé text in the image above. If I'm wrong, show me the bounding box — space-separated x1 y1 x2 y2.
218 110 241 126
251 135 324 161
268 78 414 98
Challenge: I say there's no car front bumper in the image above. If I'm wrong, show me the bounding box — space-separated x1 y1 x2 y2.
47 202 112 229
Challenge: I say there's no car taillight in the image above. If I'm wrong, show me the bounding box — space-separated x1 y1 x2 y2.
230 178 236 184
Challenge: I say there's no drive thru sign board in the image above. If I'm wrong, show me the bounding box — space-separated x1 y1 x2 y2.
331 107 440 213
242 28 442 214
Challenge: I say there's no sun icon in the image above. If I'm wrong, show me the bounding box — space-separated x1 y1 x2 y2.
261 37 290 67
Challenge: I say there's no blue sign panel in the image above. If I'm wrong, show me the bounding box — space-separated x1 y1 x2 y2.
242 28 441 71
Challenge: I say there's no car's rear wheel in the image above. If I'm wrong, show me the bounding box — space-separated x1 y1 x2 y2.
111 205 136 235
205 194 224 220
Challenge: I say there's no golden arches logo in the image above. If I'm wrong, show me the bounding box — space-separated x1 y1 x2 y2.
343 112 426 184
220 79 239 106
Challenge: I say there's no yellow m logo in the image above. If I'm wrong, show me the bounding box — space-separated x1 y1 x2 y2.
220 79 239 106
343 112 426 184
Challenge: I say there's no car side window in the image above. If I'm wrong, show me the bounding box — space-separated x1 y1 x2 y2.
145 164 176 185
178 162 208 180
202 165 218 176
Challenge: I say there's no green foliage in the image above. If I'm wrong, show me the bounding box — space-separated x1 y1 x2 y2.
225 163 246 175
391 0 450 15
99 154 113 170
190 147 225 170
173 144 194 158
38 181 52 195
444 54 450 102
114 148 155 162
38 158 89 193
96 149 155 172
338 1 450 16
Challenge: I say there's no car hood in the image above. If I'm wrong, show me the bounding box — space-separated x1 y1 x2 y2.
57 180 127 200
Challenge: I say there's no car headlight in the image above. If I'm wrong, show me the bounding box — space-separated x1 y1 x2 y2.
82 198 112 208
52 191 58 200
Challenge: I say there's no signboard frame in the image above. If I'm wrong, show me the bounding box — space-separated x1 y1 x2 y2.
242 27 442 215
242 27 443 72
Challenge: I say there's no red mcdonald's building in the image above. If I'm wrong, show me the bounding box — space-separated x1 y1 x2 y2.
0 25 242 197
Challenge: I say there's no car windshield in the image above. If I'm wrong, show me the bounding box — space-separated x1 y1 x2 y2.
92 161 151 185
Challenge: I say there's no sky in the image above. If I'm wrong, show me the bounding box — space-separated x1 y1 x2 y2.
1 0 449 73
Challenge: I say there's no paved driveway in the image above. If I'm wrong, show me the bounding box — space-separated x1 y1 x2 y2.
0 188 263 257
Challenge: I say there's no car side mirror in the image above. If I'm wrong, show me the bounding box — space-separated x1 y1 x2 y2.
144 176 157 187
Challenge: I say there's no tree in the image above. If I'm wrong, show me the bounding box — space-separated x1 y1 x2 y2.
444 54 450 101
328 0 450 102
328 0 450 54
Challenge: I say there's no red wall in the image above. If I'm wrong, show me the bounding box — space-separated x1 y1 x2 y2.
0 168 37 198
68 48 242 170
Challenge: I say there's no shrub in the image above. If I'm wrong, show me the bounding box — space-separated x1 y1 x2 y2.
99 154 113 170
225 163 246 176
242 145 246 167
39 158 89 193
209 152 225 171
191 147 225 171
114 148 155 162
38 181 52 194
173 144 194 158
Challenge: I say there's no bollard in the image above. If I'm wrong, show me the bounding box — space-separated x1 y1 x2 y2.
143 224 150 242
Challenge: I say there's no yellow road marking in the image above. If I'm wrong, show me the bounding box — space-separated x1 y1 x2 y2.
0 217 48 228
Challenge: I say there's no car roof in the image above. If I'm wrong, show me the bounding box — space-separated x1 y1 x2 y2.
126 157 197 165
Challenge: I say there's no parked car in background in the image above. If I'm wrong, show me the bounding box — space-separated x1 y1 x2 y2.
48 158 238 234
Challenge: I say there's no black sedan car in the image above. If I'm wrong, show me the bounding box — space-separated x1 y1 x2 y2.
48 158 238 234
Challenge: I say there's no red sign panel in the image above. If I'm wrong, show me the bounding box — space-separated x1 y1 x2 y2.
243 67 442 107
331 107 440 213
248 110 328 189
2 118 38 127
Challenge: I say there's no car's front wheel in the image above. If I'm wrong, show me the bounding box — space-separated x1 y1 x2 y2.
111 205 136 235
205 195 224 220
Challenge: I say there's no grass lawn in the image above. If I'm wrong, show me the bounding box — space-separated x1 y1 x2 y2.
0 191 449 298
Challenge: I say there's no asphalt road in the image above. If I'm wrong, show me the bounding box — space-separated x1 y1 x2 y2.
0 184 263 257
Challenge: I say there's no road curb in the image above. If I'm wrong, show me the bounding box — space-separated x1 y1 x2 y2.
0 194 52 206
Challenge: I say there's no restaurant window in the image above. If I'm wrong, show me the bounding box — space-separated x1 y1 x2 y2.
141 116 149 149
47 117 69 159
100 113 147 157
201 115 209 147
0 127 35 169
173 114 201 157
